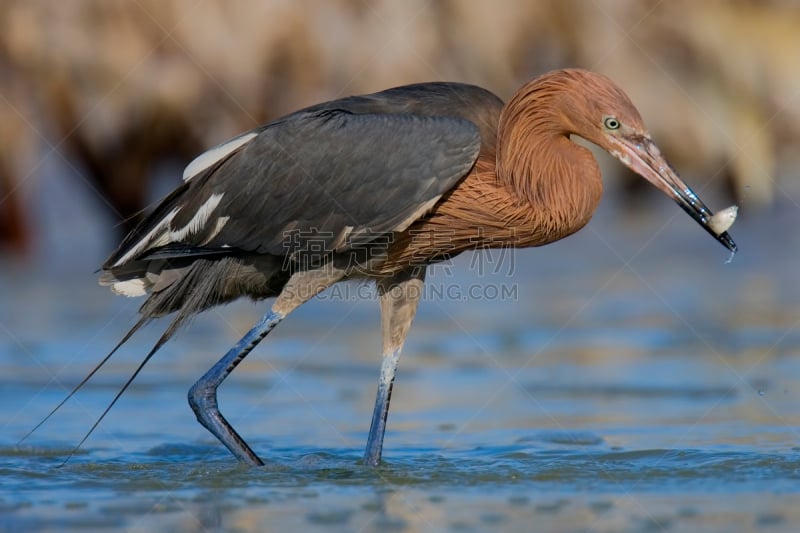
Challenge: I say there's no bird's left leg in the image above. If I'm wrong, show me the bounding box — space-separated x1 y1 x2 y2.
189 267 344 465
364 268 426 466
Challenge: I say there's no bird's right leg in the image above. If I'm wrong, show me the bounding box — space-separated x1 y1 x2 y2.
363 268 426 466
188 267 344 465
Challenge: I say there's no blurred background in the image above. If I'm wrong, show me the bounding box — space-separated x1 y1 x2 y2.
1 0 798 261
2 2 800 531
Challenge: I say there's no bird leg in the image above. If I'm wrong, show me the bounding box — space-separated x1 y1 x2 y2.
189 267 344 465
364 268 426 466
188 310 283 465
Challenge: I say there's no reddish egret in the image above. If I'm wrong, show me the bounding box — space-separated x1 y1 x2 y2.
82 69 736 466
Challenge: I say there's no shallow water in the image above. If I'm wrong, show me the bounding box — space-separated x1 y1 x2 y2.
2 196 800 532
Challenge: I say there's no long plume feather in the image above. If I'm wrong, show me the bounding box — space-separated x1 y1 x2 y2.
56 325 176 467
18 316 149 445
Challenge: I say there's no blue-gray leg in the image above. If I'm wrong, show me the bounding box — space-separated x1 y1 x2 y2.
363 269 425 466
189 267 345 465
364 348 400 466
188 310 284 465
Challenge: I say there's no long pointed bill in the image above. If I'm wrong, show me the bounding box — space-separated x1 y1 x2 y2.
609 135 737 254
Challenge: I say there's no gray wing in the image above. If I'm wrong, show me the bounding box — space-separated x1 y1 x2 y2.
104 109 481 268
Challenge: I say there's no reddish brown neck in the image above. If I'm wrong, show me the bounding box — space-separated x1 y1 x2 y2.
495 82 603 243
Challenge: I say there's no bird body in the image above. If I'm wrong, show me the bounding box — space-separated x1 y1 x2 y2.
88 69 736 466
102 73 613 317
102 82 504 322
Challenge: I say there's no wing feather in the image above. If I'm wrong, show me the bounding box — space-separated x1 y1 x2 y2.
104 108 481 268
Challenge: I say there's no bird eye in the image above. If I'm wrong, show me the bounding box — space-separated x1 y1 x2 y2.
603 116 620 130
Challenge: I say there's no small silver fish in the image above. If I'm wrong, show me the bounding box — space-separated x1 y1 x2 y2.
708 205 738 235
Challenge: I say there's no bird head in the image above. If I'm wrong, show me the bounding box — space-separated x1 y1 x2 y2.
554 69 737 254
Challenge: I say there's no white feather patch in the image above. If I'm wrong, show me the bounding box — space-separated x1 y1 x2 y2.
182 132 258 182
168 193 225 242
111 279 147 297
331 225 355 250
113 208 178 267
200 216 230 245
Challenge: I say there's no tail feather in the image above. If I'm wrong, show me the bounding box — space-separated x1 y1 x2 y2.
58 255 280 464
57 323 176 466
18 315 150 446
44 253 287 462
